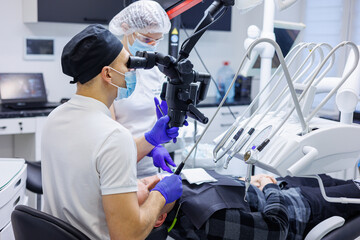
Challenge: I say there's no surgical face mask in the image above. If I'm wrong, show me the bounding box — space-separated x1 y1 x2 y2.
128 35 157 56
108 67 137 100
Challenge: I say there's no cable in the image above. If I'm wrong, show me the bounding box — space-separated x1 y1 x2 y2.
181 21 236 119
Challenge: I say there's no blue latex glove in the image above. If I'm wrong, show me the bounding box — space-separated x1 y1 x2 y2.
148 145 176 173
154 97 189 126
154 97 168 119
151 175 183 204
154 97 188 144
145 115 179 146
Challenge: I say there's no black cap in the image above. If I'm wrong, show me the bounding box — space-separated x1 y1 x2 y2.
61 24 123 84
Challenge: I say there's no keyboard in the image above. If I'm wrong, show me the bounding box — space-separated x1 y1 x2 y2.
0 106 54 119
4 102 60 110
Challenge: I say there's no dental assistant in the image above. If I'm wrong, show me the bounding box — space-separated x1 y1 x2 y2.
109 0 174 178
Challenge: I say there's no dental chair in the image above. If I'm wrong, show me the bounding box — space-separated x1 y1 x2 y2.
11 205 169 240
11 205 90 240
305 215 360 240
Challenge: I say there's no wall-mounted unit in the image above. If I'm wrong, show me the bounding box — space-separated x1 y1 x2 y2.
22 0 126 24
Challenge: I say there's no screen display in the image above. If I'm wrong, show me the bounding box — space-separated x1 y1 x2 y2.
0 73 47 103
152 0 231 31
26 39 54 55
153 0 179 10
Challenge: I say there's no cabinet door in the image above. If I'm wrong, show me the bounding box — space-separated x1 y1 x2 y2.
38 0 126 24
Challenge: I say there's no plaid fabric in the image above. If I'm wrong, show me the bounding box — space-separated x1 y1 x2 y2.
203 184 289 240
169 175 360 240
281 188 311 240
170 183 312 240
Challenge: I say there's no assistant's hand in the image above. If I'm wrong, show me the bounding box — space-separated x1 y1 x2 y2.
145 115 179 146
152 174 183 204
148 145 176 173
154 97 168 119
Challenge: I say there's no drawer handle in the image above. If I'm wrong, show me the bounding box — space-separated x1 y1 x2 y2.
0 126 7 130
221 123 233 127
14 179 21 188
13 196 21 207
221 111 239 116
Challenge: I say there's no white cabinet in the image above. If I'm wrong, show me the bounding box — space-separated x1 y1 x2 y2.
0 159 27 240
0 117 47 209
195 105 249 143
0 118 35 135
0 222 15 240
0 117 46 162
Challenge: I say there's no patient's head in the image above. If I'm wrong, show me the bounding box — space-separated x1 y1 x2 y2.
137 175 176 227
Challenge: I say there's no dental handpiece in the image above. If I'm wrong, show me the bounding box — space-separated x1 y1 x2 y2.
156 103 175 172
244 163 253 202
214 128 244 163
157 104 165 116
213 43 304 164
224 128 255 169
243 146 256 202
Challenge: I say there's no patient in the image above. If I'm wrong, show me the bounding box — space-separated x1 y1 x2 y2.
138 171 360 240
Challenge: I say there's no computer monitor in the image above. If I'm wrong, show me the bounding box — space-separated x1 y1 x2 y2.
0 73 47 104
241 20 306 77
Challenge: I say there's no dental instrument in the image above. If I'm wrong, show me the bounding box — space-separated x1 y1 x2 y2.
213 42 309 163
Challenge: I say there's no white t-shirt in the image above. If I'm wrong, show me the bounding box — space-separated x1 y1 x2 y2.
42 94 138 239
113 67 166 178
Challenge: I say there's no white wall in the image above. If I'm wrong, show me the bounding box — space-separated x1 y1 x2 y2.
0 0 89 102
0 0 304 101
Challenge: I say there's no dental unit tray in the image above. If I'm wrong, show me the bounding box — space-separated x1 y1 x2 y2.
223 114 360 177
211 39 360 204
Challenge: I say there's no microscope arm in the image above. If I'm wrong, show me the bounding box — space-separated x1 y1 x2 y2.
178 0 234 61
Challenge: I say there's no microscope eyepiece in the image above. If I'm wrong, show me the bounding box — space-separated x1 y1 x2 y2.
127 56 148 69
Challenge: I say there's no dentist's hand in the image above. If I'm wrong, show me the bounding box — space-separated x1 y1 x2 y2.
152 174 183 204
145 115 179 146
148 145 176 173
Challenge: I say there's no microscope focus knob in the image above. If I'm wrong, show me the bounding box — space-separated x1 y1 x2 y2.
177 59 193 74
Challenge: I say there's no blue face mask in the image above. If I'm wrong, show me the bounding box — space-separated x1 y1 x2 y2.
108 67 137 100
117 71 136 100
128 36 157 56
